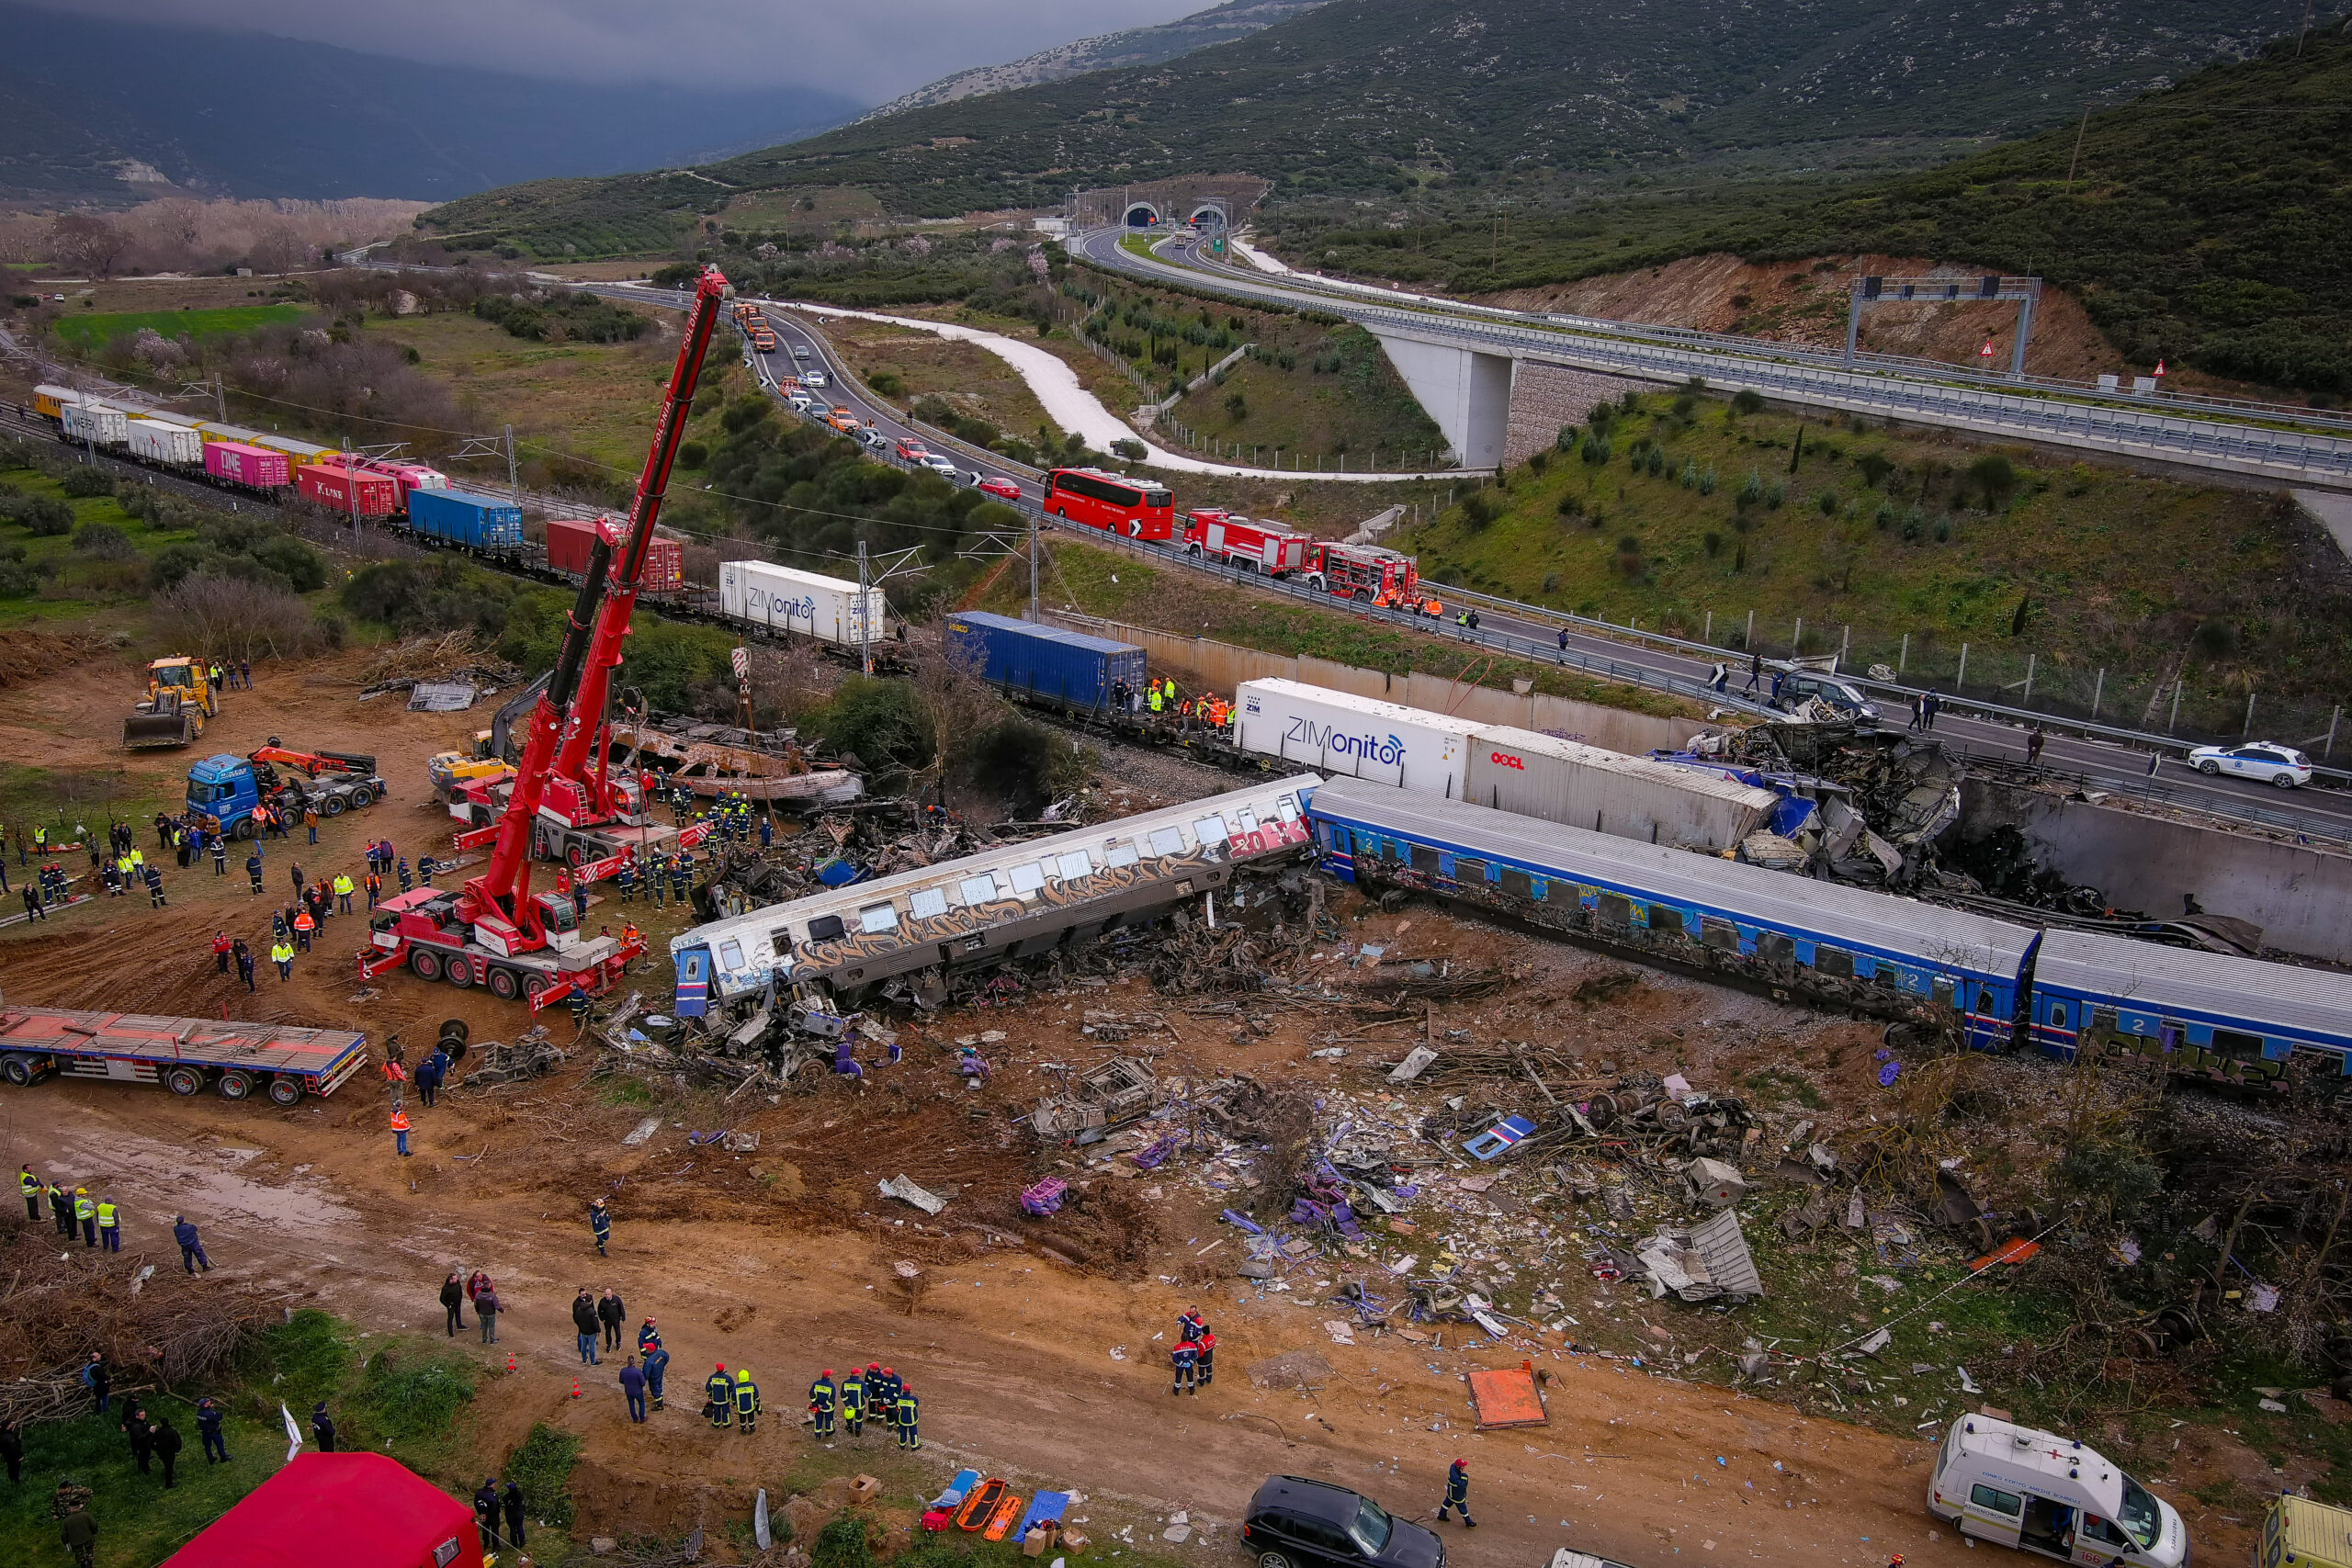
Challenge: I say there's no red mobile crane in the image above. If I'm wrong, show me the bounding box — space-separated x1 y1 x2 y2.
360 265 734 1008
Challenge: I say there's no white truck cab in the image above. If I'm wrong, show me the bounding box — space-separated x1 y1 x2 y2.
1929 1412 2188 1567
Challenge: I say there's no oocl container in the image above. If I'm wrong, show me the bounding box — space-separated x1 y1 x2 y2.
1465 726 1777 852
717 558 886 647
1233 678 1481 796
944 610 1145 711
203 440 292 489
126 419 204 466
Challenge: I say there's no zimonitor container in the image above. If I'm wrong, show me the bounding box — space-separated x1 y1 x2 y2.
718 558 886 647
1464 726 1778 852
1233 677 1482 797
944 610 1145 711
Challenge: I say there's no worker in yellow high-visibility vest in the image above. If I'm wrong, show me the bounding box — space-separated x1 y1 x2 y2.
96 1194 120 1252
74 1188 96 1247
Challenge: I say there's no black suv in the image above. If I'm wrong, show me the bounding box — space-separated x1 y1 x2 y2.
1243 1476 1443 1568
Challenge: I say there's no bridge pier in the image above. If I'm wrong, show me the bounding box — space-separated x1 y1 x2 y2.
1371 327 1513 469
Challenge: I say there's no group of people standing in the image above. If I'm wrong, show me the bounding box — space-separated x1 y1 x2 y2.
803 1362 920 1450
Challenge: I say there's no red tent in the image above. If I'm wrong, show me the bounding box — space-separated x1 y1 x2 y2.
167 1451 484 1568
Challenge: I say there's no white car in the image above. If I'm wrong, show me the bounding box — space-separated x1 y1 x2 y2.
801 369 828 388
785 391 815 412
919 454 960 479
2187 741 2312 788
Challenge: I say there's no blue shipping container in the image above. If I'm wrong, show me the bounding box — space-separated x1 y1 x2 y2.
408 487 524 550
945 611 1146 711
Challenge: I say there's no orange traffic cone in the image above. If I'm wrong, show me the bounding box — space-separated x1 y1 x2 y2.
505 1352 516 1374
571 1376 582 1399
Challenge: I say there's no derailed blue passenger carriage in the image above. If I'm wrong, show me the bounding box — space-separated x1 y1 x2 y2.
1306 774 2039 1045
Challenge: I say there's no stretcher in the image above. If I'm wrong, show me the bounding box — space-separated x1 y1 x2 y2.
923 1469 983 1532
956 1478 1010 1531
982 1490 1025 1542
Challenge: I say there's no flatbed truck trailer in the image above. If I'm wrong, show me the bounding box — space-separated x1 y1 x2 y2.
0 1002 368 1104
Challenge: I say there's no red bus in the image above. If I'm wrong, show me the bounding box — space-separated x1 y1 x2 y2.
1044 467 1174 541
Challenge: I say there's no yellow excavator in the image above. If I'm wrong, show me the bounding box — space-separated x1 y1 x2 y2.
123 656 219 750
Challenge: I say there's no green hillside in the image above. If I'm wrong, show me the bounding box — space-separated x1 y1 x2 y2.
1395 385 2352 736
414 0 2295 258
1283 26 2352 393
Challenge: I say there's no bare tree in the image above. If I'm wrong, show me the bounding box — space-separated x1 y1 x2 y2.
49 214 130 277
155 572 312 667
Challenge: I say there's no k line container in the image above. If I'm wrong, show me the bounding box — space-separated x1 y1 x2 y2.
203 441 291 488
1234 677 1482 796
944 610 1145 711
718 558 886 647
1464 726 1776 852
296 461 401 518
544 519 684 592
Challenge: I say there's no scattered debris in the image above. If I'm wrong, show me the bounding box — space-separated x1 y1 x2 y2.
879 1175 948 1214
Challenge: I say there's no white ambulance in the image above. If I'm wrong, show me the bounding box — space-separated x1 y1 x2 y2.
1928 1411 2188 1566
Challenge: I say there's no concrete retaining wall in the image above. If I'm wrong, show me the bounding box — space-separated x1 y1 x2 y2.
1051 614 1701 755
1957 780 2352 964
1505 361 1673 466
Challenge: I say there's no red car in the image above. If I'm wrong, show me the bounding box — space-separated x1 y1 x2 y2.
977 476 1023 502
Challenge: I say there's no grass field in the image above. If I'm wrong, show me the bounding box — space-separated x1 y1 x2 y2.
1391 387 2352 732
812 317 1054 446
0 467 201 626
51 304 308 351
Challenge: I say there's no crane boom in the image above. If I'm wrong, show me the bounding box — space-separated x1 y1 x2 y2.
553 265 733 791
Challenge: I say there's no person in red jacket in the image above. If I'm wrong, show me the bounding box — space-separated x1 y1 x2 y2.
210 930 232 974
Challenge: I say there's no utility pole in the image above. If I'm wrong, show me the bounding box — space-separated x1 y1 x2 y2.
212 372 226 422
342 437 358 542
1028 511 1041 623
856 539 873 676
2064 107 2091 194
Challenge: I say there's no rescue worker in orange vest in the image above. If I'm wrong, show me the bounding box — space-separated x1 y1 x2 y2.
291 905 314 953
390 1105 412 1157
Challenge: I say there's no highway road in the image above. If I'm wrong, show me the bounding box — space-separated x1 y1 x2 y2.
1074 227 2352 491
723 303 2352 847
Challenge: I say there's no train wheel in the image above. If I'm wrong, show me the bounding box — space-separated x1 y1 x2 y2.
164 1066 204 1097
487 967 519 1000
267 1076 304 1106
446 956 474 988
217 1069 254 1100
410 948 445 982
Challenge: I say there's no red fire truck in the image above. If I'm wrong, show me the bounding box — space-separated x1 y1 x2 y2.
1302 539 1420 607
1180 508 1309 576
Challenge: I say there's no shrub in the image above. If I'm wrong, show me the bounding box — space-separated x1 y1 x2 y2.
504 1422 582 1531
1679 459 1698 490
15 494 74 536
58 467 115 499
866 370 903 398
1731 389 1764 415
1555 424 1579 453
1857 451 1894 488
1458 491 1502 530
1736 469 1763 507
1874 501 1896 530
1585 400 1617 432
1702 530 1723 557
1644 446 1665 477
678 440 708 468
2193 618 2235 657
812 1516 876 1568
1901 505 1926 541
1816 488 1838 516
1764 480 1785 510
814 676 935 781
1110 438 1147 461
1224 391 1248 422
1933 517 1951 543
1966 454 2018 509
71 520 135 559
969 716 1081 809
1555 492 1584 519
1695 465 1717 497
1526 448 1548 475
1579 434 1611 466
251 535 327 592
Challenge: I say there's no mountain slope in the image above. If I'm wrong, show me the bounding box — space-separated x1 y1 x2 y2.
859 0 1332 121
1290 27 2352 394
0 3 864 205
417 0 2299 254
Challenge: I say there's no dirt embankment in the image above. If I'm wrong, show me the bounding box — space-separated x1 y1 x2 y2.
1478 253 2135 385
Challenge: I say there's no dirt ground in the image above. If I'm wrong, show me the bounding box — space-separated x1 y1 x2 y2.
0 647 2277 1568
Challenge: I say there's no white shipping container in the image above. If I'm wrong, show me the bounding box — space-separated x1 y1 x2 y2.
126 418 203 466
60 404 129 446
718 557 887 648
1234 677 1482 796
1466 726 1777 853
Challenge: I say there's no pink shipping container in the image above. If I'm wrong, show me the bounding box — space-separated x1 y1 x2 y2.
297 461 400 517
204 441 291 489
360 460 448 507
544 517 684 593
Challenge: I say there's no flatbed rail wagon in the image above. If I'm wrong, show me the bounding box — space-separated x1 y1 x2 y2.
0 1001 368 1104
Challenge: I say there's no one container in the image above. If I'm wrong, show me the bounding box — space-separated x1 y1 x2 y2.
408 487 525 550
247 432 334 468
944 610 1145 711
1233 677 1482 796
2261 1494 2352 1568
296 461 401 517
60 403 129 446
126 418 204 466
544 518 685 593
1465 725 1777 853
203 440 292 489
717 558 886 647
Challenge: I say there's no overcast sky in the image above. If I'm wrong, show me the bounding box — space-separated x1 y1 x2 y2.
25 0 1212 101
